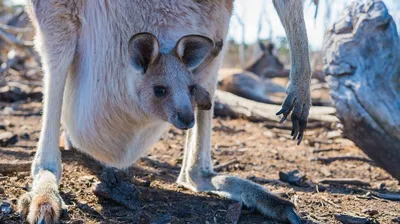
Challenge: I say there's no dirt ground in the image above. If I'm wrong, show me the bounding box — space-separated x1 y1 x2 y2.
1 95 399 224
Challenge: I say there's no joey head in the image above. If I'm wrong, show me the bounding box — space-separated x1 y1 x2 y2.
128 33 214 130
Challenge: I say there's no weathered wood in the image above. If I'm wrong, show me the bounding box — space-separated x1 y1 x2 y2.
214 90 339 124
311 156 375 165
0 161 31 174
323 0 400 180
318 178 371 187
334 214 373 224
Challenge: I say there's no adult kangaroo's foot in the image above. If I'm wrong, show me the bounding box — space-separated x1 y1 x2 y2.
19 170 65 224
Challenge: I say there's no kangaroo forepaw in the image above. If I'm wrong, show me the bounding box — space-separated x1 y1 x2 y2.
276 82 311 145
18 171 63 224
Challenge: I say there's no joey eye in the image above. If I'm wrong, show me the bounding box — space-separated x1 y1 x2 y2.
189 85 196 95
154 86 167 97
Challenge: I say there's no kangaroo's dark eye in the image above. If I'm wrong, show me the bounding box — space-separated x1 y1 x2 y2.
189 85 196 95
153 86 167 97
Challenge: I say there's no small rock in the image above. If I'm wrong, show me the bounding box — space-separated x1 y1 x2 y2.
0 200 12 214
392 217 400 223
3 120 14 128
3 107 14 115
320 166 332 177
0 132 18 147
362 209 378 216
20 133 30 140
279 170 307 187
0 187 4 194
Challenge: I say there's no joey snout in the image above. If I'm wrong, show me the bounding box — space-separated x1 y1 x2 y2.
176 109 195 130
172 104 195 130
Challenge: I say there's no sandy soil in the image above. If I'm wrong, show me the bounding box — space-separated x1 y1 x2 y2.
0 96 399 224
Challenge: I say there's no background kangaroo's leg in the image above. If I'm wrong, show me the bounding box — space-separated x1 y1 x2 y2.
177 55 302 224
18 1 79 223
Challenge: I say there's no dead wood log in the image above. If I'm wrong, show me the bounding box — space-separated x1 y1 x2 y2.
370 191 400 201
323 1 400 180
0 161 31 174
214 90 339 125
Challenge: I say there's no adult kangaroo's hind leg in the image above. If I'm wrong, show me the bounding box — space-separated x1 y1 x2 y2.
177 60 302 224
18 1 80 223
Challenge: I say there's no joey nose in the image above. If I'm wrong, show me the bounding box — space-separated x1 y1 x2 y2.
177 111 195 127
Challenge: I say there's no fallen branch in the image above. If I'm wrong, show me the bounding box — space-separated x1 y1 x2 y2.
319 178 370 187
0 24 32 34
370 191 400 201
0 26 34 48
311 156 375 165
334 214 375 224
214 90 338 124
312 148 343 153
214 159 239 172
0 161 31 174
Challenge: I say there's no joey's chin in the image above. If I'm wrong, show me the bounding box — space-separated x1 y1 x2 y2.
170 118 195 130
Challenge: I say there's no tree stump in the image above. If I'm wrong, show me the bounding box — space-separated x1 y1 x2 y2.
323 0 400 180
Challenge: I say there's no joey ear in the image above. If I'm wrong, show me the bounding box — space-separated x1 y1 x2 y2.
193 85 212 110
128 32 160 73
175 35 214 70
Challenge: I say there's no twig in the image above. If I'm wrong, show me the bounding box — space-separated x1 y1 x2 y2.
0 24 32 34
319 178 371 187
370 191 400 201
312 148 343 153
334 214 374 224
0 161 31 174
311 156 375 165
0 26 34 48
214 159 239 172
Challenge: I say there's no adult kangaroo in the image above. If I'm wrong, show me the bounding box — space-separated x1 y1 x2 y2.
20 0 311 223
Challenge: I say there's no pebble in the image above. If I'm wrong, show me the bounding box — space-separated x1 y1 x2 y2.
0 132 18 147
0 200 12 214
362 208 378 216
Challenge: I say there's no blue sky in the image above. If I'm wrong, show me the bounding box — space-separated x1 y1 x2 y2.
8 0 399 49
229 0 400 49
